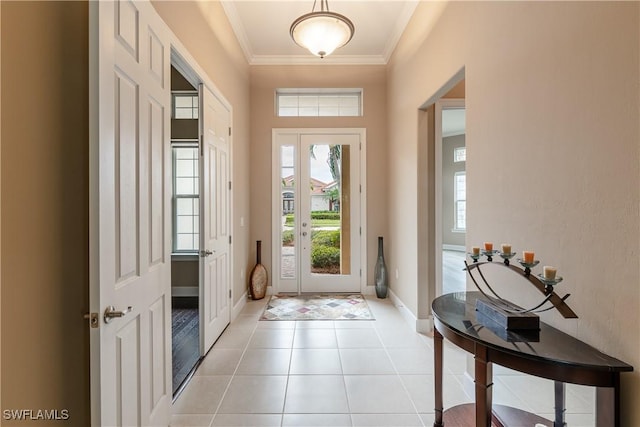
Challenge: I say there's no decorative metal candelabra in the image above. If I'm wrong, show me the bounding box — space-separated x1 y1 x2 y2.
465 249 577 330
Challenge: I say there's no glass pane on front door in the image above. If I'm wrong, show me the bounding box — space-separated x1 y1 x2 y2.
280 145 296 279
308 144 351 276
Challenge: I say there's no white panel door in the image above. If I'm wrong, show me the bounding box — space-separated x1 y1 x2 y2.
90 1 171 426
200 85 231 352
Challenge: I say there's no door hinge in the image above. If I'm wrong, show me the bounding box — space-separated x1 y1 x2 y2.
229 289 232 299
359 185 362 193
200 134 204 156
359 227 361 236
83 312 99 329
359 269 362 277
229 127 232 136
229 235 232 244
229 181 232 190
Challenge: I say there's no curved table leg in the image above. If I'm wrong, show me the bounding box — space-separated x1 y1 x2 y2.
434 328 444 427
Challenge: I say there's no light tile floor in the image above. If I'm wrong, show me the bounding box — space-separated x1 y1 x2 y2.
172 296 596 427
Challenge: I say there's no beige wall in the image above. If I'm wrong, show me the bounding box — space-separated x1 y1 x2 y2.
152 1 251 307
249 65 388 288
388 1 640 422
1 1 90 425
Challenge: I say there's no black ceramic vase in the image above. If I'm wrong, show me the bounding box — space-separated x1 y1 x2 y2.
374 236 389 298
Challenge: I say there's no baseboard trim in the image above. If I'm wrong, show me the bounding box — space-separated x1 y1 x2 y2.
387 289 432 333
363 285 375 296
232 291 248 321
172 286 198 297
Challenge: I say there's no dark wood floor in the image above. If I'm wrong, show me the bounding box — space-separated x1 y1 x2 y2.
172 306 199 395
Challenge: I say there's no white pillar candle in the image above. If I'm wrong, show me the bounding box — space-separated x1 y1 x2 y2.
543 266 557 280
472 246 480 255
501 244 512 254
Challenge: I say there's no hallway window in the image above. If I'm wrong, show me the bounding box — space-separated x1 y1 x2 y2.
173 145 199 252
173 93 199 119
454 171 466 231
276 89 362 117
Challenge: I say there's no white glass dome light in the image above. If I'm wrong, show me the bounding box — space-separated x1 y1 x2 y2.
290 1 355 58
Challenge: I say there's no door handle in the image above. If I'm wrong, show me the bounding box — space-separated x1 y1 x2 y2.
104 306 132 324
302 231 307 236
200 249 215 257
302 222 307 227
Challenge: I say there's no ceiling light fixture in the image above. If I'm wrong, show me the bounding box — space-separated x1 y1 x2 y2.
290 0 355 59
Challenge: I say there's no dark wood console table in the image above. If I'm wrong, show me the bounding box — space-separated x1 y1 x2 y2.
432 292 633 427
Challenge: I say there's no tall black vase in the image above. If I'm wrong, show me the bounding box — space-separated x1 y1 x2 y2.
374 236 389 298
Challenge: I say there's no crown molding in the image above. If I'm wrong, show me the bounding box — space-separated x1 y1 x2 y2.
220 0 253 64
382 1 419 62
249 54 388 66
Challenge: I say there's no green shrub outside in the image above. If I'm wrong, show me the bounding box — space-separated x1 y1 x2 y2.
311 230 340 248
311 245 340 268
284 212 339 226
281 230 294 246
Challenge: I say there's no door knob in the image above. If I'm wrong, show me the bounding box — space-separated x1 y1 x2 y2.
302 231 307 236
200 249 215 257
302 222 307 227
104 306 132 324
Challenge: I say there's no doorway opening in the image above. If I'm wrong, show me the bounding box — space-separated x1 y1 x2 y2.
437 99 466 295
170 65 201 395
272 129 366 294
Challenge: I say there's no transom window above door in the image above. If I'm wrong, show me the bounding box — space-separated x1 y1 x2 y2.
276 88 362 117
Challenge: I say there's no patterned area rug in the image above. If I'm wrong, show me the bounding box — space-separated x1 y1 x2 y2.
260 294 374 321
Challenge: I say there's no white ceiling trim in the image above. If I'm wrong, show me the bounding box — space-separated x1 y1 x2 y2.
220 1 254 64
249 54 388 66
382 1 419 62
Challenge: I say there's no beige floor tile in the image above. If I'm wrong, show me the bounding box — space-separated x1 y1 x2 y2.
336 328 383 348
387 348 434 374
293 328 338 348
339 348 395 375
170 414 213 427
290 348 343 374
282 413 352 427
196 348 243 376
235 348 291 375
247 328 294 349
284 375 350 413
218 375 287 414
211 413 282 426
351 413 422 427
172 376 232 414
344 375 415 413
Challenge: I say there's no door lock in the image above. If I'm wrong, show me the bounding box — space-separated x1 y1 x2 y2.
83 312 99 329
104 306 132 324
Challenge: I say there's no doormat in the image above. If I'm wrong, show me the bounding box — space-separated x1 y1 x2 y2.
260 294 374 321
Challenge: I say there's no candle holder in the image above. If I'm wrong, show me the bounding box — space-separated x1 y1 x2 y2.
468 252 481 263
517 258 540 276
464 256 577 331
482 249 499 262
499 252 516 265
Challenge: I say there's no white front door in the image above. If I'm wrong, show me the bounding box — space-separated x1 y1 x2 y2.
200 85 231 352
273 129 364 294
90 1 171 425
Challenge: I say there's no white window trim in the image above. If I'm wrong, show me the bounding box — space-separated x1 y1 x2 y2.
453 171 466 232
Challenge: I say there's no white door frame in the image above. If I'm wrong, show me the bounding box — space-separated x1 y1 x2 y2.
271 128 367 295
435 99 465 297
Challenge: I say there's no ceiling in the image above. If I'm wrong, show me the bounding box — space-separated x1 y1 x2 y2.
220 1 419 65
